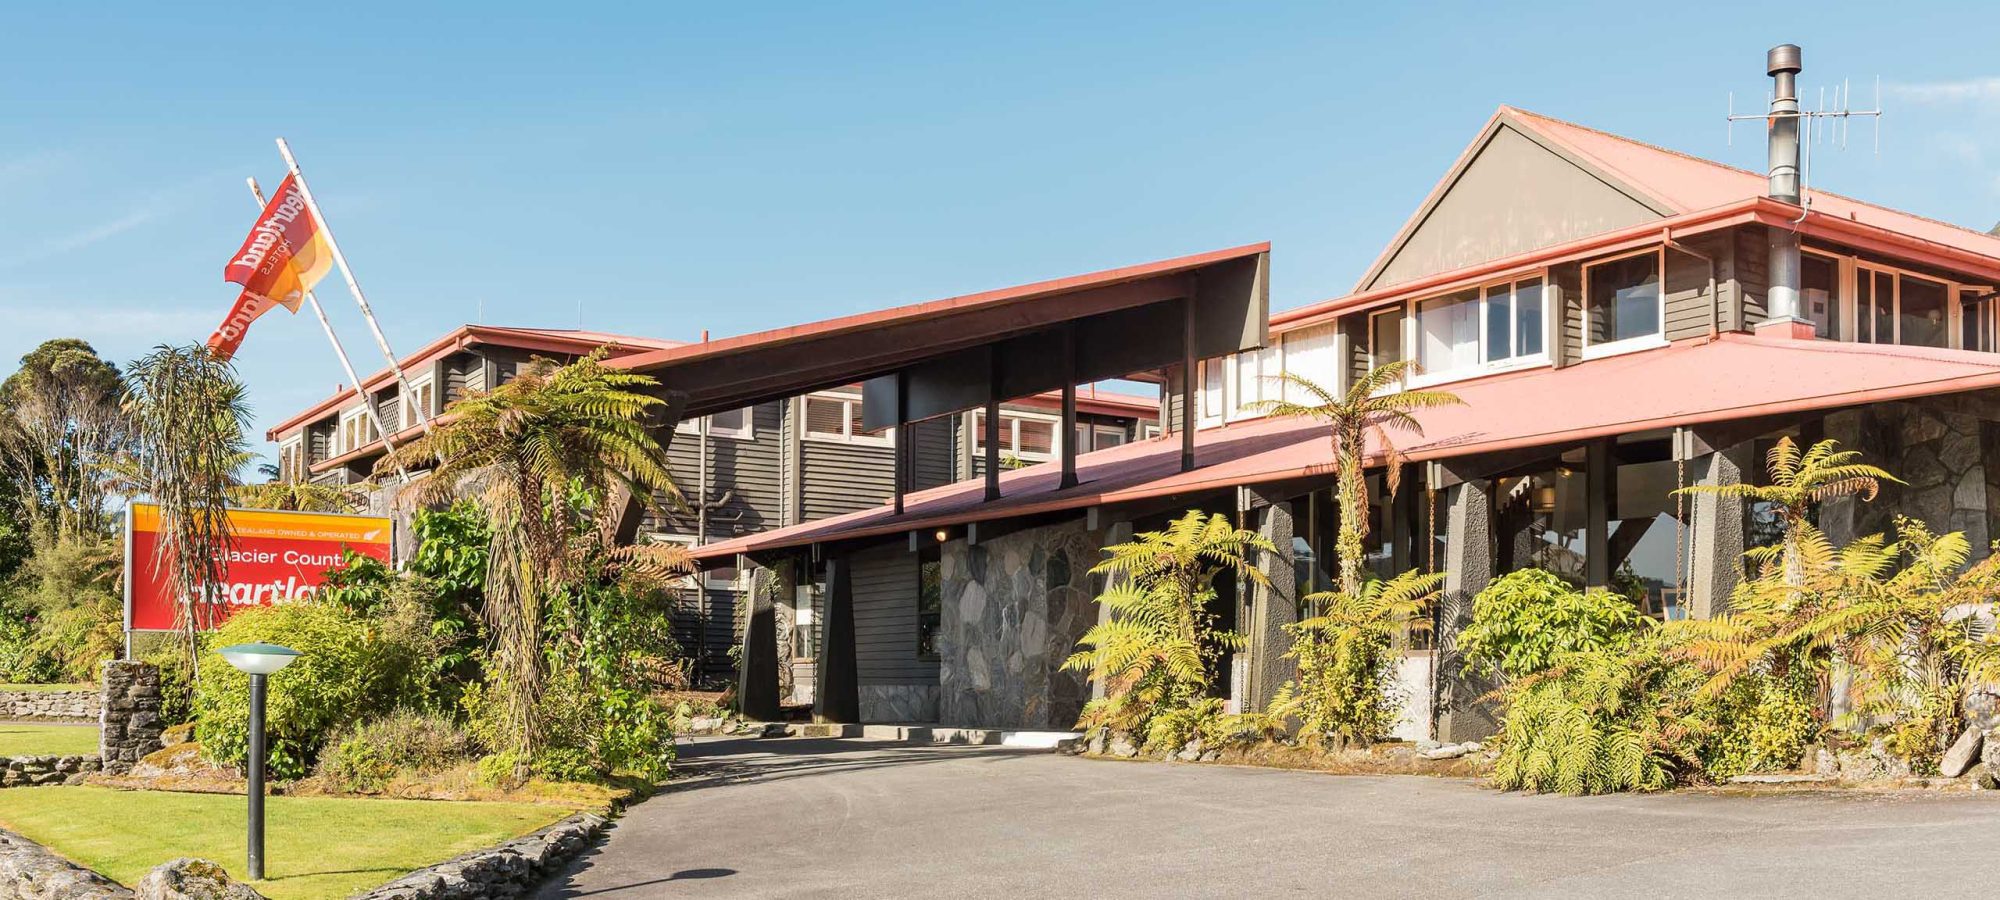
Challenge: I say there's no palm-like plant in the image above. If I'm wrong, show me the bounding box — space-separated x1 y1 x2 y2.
229 479 368 513
123 344 251 673
1675 436 1898 585
377 349 683 757
1269 569 1444 748
1254 362 1462 595
1064 511 1273 737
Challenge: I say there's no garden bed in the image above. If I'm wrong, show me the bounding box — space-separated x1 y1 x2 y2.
0 785 571 900
1082 736 1496 779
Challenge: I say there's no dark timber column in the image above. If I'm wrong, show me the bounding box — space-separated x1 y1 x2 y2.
893 371 909 515
1060 325 1079 490
984 350 1002 501
736 554 782 721
813 554 860 724
1180 296 1197 472
1435 479 1499 743
1244 487 1298 712
1585 440 1615 591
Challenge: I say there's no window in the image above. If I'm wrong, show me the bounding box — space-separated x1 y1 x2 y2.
278 440 305 482
339 410 378 454
1141 423 1162 440
917 546 942 658
801 393 890 445
792 579 820 659
1487 278 1545 362
973 411 1060 460
403 379 435 427
1072 423 1130 453
675 405 753 439
1801 253 1840 340
1417 288 1480 376
1584 250 1663 353
1280 324 1340 400
1198 359 1224 426
1368 306 1405 369
1963 287 1996 353
1899 275 1950 349
1227 345 1282 420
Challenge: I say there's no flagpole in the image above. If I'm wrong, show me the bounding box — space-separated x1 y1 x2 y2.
244 177 409 484
272 138 433 436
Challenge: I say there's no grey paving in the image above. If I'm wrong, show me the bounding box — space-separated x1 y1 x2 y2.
538 735 2000 899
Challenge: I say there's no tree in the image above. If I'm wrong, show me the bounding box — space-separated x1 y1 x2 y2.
0 339 130 544
1063 511 1272 742
1675 436 1896 586
1269 569 1443 748
230 479 368 513
1254 362 1462 595
377 350 684 759
123 344 252 673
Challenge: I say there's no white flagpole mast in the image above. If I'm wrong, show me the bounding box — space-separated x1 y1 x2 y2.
273 138 433 436
244 176 409 484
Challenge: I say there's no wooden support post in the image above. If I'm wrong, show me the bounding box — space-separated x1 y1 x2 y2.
984 349 1002 502
1060 325 1079 490
1180 296 1197 473
893 372 908 515
1585 440 1614 590
813 555 859 724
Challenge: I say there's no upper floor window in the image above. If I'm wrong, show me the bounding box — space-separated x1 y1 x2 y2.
1584 250 1663 356
1280 324 1340 400
277 440 306 482
403 379 435 428
1857 266 1953 349
803 393 890 446
1417 288 1480 375
1801 252 1841 340
676 405 753 439
1073 422 1129 453
974 410 1058 461
1368 306 1405 370
1485 278 1545 362
1404 275 1548 383
339 410 378 455
1197 359 1224 427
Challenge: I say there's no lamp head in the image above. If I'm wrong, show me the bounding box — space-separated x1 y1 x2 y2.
218 642 302 676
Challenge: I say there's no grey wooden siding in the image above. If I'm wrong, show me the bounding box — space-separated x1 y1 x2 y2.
1553 262 1584 365
443 352 480 400
912 419 954 491
306 421 335 464
650 402 785 540
800 439 897 520
1664 235 1726 342
1734 226 1770 328
850 544 936 687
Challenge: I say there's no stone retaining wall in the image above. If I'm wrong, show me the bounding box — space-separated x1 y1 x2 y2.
0 828 128 899
0 688 99 722
0 754 101 787
353 813 606 900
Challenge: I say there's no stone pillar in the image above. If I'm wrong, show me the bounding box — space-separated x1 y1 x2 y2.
98 660 163 775
1688 443 1754 619
813 555 860 724
1435 479 1499 743
736 554 783 722
1244 489 1298 714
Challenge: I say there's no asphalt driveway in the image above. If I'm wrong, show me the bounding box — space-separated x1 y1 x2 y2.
537 736 2000 898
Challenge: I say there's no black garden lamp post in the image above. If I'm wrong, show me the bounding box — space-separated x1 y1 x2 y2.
218 641 301 882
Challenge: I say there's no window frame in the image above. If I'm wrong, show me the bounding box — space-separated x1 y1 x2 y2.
916 544 942 659
675 405 756 440
401 376 436 428
1580 246 1670 361
1402 272 1553 388
1850 260 1964 350
972 408 1062 461
800 391 893 447
337 406 378 455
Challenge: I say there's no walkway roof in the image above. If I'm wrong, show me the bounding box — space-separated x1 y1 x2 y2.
689 332 2000 562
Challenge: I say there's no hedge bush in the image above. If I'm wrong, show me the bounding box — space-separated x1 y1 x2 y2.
193 599 432 779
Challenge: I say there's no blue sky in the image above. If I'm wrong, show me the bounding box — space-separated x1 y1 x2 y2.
2 2 1996 458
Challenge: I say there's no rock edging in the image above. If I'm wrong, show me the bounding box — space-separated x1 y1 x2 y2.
0 827 129 899
351 812 607 900
0 753 102 787
0 688 99 723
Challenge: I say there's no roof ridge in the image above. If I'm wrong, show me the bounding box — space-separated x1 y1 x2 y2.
1504 106 2000 247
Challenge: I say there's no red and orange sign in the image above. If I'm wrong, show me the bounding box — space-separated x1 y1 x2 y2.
124 502 393 632
207 174 334 359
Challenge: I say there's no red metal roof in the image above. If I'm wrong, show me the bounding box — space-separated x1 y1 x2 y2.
689 333 2000 562
267 325 684 440
1273 107 2000 331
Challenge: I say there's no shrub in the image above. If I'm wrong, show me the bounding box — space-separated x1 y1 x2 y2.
194 599 432 778
1490 636 1695 794
1458 569 1649 681
317 708 479 793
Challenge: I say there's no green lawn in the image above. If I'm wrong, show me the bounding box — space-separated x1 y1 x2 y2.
0 786 570 900
0 724 98 757
0 682 92 692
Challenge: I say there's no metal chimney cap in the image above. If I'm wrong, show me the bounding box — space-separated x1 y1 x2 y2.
1767 44 1802 76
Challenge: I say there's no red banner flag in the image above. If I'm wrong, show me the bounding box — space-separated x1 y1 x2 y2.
207 174 334 359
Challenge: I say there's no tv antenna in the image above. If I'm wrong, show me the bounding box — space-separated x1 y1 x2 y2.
1727 74 1884 221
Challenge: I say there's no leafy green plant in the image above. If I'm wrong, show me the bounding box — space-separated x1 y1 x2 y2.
1490 633 1695 794
317 708 479 793
1064 511 1272 740
1253 363 1462 595
193 599 432 779
1458 569 1649 681
1269 570 1442 748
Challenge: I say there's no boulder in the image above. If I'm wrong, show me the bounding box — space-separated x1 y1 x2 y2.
1175 738 1205 762
1422 744 1469 761
1939 727 1983 778
135 858 264 900
1107 733 1138 759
